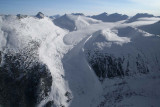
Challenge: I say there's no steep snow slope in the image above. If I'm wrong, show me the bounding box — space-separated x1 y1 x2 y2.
0 15 72 107
139 20 160 35
53 14 101 31
0 13 160 107
0 14 107 107
83 27 160 106
62 22 122 107
62 19 160 106
84 27 160 78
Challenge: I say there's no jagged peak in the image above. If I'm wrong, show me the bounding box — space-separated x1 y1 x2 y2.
71 13 84 16
36 12 45 19
134 13 154 17
17 14 28 19
99 12 108 16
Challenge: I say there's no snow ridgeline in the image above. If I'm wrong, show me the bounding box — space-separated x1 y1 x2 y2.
0 13 160 107
53 14 101 31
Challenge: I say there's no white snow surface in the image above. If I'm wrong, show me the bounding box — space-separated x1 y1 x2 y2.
0 14 160 107
53 14 101 31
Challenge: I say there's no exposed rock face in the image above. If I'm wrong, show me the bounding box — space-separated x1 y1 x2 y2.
71 13 84 16
83 27 160 82
125 13 154 23
36 12 45 19
91 13 128 22
139 20 160 35
86 50 149 81
0 42 52 107
86 50 124 79
17 14 28 19
43 101 56 107
0 51 1 64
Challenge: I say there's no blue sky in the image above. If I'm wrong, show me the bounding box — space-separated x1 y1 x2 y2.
0 0 159 16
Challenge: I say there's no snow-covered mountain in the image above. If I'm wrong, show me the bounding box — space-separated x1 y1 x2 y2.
139 20 160 35
91 12 129 22
49 15 61 20
53 14 101 31
0 12 160 107
36 12 45 19
125 13 155 23
71 13 84 16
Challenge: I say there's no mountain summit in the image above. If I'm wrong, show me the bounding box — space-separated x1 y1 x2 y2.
91 12 128 22
36 12 45 19
125 13 155 23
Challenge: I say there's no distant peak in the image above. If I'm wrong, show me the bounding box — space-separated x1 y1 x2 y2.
64 14 68 17
36 12 45 19
17 14 27 19
125 13 154 23
111 13 119 15
100 12 108 15
91 12 128 22
71 13 84 16
135 13 154 17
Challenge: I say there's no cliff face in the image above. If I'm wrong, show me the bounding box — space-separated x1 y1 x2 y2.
0 42 52 107
84 28 160 81
86 50 150 81
83 28 160 107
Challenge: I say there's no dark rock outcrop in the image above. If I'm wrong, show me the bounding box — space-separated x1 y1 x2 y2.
138 20 160 35
91 12 128 22
125 13 154 23
86 50 149 81
43 101 56 107
36 12 45 19
0 42 52 107
86 50 125 81
71 13 84 16
17 14 28 19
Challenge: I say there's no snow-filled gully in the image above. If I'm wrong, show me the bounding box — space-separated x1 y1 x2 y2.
38 24 116 106
38 31 99 107
38 30 71 107
37 19 127 106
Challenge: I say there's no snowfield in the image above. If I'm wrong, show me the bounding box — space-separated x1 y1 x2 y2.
0 13 160 107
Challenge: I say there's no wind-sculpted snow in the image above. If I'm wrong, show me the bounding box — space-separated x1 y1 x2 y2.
84 29 130 49
83 26 160 106
54 14 101 31
0 13 160 107
84 27 160 79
